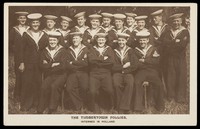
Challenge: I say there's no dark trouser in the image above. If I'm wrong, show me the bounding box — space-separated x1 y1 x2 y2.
66 72 89 110
37 74 66 113
89 72 114 112
13 60 22 101
134 69 164 111
20 64 42 110
166 56 187 103
113 73 134 111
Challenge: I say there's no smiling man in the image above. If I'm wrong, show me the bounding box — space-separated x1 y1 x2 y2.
37 31 67 114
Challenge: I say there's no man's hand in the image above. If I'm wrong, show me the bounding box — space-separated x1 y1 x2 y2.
139 58 145 62
123 62 130 69
52 62 60 67
104 56 108 60
19 63 25 72
43 60 48 64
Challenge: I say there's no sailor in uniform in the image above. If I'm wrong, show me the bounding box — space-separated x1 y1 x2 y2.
37 32 67 114
65 32 89 111
43 15 59 35
133 31 164 112
57 16 72 49
107 13 130 49
88 33 115 113
162 13 190 103
9 11 29 102
19 13 49 111
71 11 89 34
125 12 137 33
82 14 104 48
100 12 114 33
112 33 138 113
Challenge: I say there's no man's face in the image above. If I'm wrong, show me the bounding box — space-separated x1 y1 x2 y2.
115 19 124 29
139 37 149 48
102 17 111 27
77 16 86 27
17 15 27 25
172 18 182 30
72 35 82 47
31 20 40 31
46 19 56 29
118 37 127 48
126 16 135 26
61 20 69 30
137 20 146 30
90 19 100 29
97 37 106 48
152 15 162 25
49 37 59 48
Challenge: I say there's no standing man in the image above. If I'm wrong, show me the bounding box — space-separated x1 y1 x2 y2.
65 32 89 111
112 33 138 113
125 12 137 33
82 14 104 48
162 13 190 103
88 33 115 113
100 12 114 33
37 32 67 114
71 11 89 34
9 11 29 103
107 13 129 49
133 31 164 112
57 16 72 49
43 15 58 35
19 13 49 111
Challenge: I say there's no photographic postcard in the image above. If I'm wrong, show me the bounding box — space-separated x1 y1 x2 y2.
4 3 197 126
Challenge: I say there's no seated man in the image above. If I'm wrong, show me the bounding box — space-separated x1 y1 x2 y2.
37 32 67 114
133 31 164 112
65 32 89 111
112 33 138 114
88 33 115 113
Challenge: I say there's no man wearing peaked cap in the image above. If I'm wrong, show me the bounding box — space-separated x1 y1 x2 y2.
65 29 89 111
162 12 189 103
71 11 89 34
133 29 164 112
37 29 67 114
82 14 104 48
43 15 58 35
9 11 30 103
100 12 114 33
112 32 138 113
19 12 49 111
125 12 137 33
57 16 72 49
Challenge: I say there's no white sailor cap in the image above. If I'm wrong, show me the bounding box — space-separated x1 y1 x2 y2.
89 14 102 19
113 13 126 19
101 12 113 18
136 31 150 38
27 13 42 20
95 33 108 38
44 15 58 20
169 13 184 20
150 9 163 16
48 31 62 38
60 16 72 22
74 12 86 18
117 33 130 39
135 15 148 21
15 11 29 16
69 31 83 37
125 13 137 18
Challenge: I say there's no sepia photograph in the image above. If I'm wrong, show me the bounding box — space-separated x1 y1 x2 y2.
4 3 197 126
